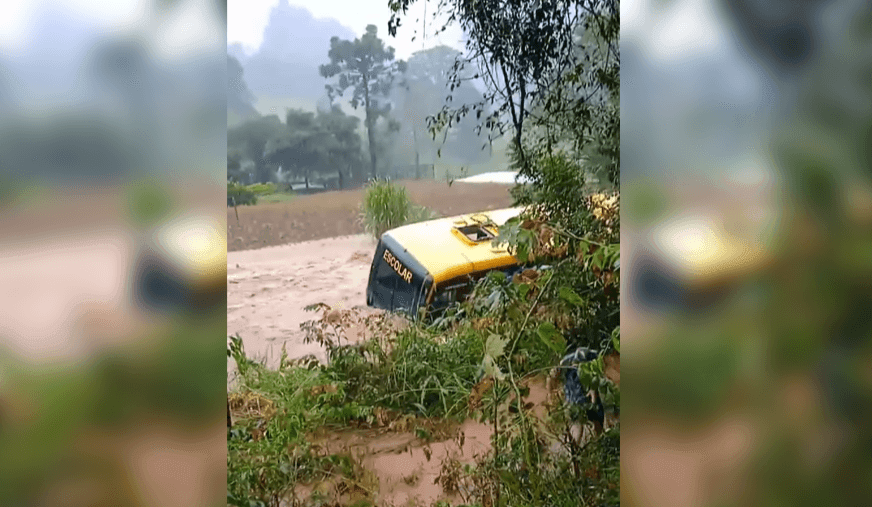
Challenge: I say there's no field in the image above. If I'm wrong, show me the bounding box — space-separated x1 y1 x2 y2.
227 179 516 251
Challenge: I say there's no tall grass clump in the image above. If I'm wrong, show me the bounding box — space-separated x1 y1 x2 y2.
360 179 435 240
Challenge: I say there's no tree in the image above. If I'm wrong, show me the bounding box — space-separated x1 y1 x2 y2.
391 45 491 175
319 24 407 179
227 150 243 182
388 0 619 181
228 115 284 183
316 105 365 187
228 55 259 122
264 110 327 188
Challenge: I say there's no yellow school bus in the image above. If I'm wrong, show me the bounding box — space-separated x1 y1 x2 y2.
366 207 526 318
630 215 773 312
366 193 619 318
133 214 226 312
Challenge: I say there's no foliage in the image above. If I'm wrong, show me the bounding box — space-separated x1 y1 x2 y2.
320 24 408 179
316 105 366 185
359 179 435 240
228 246 620 505
392 45 491 170
389 0 617 178
228 114 285 183
227 180 258 206
260 106 366 188
243 182 274 196
528 11 620 188
228 3 621 504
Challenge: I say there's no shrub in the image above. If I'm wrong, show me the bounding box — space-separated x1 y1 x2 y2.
360 179 435 239
247 182 277 196
227 181 257 206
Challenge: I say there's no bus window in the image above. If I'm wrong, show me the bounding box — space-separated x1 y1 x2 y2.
431 277 475 311
371 246 398 310
393 282 415 312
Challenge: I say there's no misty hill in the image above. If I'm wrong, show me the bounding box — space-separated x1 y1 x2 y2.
229 0 356 101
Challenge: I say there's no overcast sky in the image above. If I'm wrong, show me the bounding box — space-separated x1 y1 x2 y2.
0 0 223 59
228 0 466 61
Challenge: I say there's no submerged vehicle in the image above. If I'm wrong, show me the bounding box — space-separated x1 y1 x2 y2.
366 193 619 319
133 214 226 313
629 214 773 313
365 207 526 319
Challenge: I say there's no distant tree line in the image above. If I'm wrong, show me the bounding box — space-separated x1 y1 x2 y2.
228 24 495 188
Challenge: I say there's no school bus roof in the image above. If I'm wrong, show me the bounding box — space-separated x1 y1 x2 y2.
383 207 525 284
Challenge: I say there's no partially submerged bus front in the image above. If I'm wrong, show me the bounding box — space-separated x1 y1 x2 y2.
365 207 525 318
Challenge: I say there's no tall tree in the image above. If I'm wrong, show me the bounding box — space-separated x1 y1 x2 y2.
393 45 490 174
319 24 407 179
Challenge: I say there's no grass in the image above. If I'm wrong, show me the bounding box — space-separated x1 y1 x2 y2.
359 179 438 240
256 192 296 205
228 180 621 507
227 259 620 507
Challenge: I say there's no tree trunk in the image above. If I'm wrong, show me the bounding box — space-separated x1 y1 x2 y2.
338 168 344 190
305 171 309 189
413 129 420 179
366 112 377 180
363 76 378 180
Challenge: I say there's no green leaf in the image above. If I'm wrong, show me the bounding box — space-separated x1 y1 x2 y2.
536 322 565 354
558 287 585 307
485 334 508 359
517 243 530 263
592 248 606 270
487 270 505 283
518 283 531 299
481 355 505 381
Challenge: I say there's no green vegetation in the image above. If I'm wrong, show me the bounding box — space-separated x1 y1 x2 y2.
256 192 296 205
227 181 259 206
320 24 407 180
229 26 511 189
359 179 436 240
229 1 620 505
227 181 295 206
228 224 619 506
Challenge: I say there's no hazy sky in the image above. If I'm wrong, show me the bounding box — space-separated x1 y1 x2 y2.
228 0 466 61
623 0 733 63
0 0 223 59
